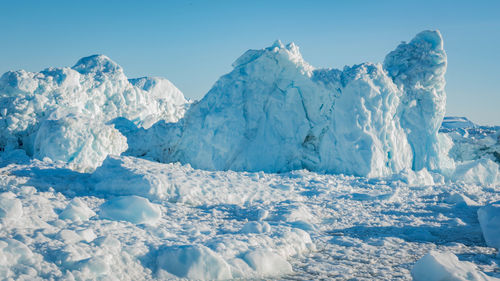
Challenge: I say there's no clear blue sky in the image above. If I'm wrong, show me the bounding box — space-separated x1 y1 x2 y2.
1 0 499 125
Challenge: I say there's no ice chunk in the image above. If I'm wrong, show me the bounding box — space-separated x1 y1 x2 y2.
0 239 35 273
445 192 478 207
34 114 128 172
57 229 96 244
0 192 23 223
243 249 293 277
99 195 161 225
452 158 499 186
156 244 232 280
411 251 496 281
240 221 271 234
441 117 478 130
92 156 172 200
477 202 500 250
59 198 96 222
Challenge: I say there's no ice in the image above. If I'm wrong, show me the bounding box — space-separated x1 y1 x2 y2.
0 29 499 280
452 159 499 186
0 238 36 279
384 30 448 172
59 198 96 222
477 202 500 250
442 117 478 130
99 195 161 225
243 249 293 277
239 221 271 234
156 245 232 280
411 251 497 281
133 31 451 178
0 54 187 171
34 114 128 172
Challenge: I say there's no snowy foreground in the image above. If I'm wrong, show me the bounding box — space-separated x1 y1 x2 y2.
1 152 499 280
1 30 500 280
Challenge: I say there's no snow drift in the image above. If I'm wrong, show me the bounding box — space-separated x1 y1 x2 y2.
0 55 187 171
133 30 450 177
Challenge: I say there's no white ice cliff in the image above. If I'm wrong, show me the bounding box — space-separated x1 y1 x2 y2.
134 30 450 177
0 55 188 171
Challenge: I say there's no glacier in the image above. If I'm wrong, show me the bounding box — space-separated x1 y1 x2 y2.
129 30 451 178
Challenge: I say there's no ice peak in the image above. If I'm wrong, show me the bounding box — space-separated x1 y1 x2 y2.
232 40 312 73
72 54 123 75
411 30 443 50
270 39 284 49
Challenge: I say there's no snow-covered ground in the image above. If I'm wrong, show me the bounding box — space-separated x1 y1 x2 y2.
1 154 499 280
1 30 499 280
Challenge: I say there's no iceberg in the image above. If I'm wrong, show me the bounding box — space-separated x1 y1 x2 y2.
0 54 187 171
134 30 449 177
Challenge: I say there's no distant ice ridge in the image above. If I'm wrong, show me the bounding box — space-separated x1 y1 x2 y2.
132 30 451 177
0 55 188 171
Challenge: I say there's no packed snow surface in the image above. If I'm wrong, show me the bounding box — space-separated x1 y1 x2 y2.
0 30 499 280
0 155 499 280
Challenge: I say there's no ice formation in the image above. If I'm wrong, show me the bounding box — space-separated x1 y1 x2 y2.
477 202 500 250
411 251 497 281
133 30 448 177
99 195 161 225
0 55 187 171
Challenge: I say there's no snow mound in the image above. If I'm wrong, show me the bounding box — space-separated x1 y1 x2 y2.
0 54 187 170
411 251 497 281
477 202 500 250
135 30 448 177
156 245 232 280
99 196 161 225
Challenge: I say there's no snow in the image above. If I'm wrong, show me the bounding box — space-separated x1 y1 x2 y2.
477 202 500 250
411 251 498 281
1 155 499 280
